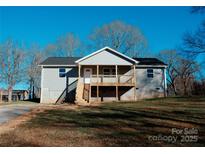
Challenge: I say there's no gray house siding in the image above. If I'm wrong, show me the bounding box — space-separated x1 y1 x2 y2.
41 67 78 103
89 67 165 102
40 66 166 103
135 67 165 99
79 49 133 65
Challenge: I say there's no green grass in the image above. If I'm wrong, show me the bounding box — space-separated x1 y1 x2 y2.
0 97 205 146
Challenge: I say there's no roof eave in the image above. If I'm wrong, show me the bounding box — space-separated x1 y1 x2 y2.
136 64 168 68
38 64 77 67
75 46 139 64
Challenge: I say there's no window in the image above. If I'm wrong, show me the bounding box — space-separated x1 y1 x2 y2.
103 68 116 75
111 69 115 75
147 69 154 78
103 69 110 75
59 68 66 77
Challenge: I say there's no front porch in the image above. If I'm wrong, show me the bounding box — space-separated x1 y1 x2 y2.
77 65 136 103
75 47 138 103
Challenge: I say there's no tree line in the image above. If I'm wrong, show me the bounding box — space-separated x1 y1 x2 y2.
0 20 147 102
0 7 205 102
158 7 205 96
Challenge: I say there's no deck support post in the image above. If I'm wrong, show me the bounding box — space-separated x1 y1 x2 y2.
97 65 99 102
116 86 118 101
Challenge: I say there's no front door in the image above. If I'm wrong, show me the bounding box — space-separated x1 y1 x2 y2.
84 68 92 84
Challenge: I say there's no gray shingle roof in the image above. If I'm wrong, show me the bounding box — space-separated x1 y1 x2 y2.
40 57 167 66
39 57 82 66
133 58 167 66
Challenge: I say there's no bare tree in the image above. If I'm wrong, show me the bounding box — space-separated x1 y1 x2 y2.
0 49 3 84
158 50 180 95
56 33 81 57
26 45 44 99
176 57 200 95
159 50 200 96
183 22 205 55
0 39 25 102
191 6 205 14
183 7 205 55
89 20 148 57
44 44 58 57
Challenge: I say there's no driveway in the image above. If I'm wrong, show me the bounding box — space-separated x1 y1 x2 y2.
0 104 37 124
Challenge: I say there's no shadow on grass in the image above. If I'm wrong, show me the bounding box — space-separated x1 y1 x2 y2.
145 96 205 103
24 99 205 146
25 98 40 103
1 97 205 146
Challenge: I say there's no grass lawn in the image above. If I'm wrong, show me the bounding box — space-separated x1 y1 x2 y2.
0 97 205 146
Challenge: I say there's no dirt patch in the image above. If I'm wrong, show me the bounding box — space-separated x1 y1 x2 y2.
0 107 44 135
0 104 79 135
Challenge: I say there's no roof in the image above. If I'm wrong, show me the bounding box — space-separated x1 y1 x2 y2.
75 46 139 64
132 58 167 66
39 57 81 66
39 51 167 67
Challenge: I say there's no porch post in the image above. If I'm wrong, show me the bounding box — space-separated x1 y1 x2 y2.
78 64 81 79
115 65 119 101
115 65 118 83
97 65 99 102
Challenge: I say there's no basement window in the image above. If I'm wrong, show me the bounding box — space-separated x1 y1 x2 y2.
147 69 154 78
59 68 66 77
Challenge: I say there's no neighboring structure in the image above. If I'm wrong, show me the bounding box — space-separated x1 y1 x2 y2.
39 47 167 104
0 89 29 102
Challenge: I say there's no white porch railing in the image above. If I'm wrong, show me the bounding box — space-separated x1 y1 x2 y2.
90 74 134 84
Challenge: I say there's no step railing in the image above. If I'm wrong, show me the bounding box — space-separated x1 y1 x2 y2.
55 79 78 104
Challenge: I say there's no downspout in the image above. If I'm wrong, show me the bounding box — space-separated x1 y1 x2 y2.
164 68 167 97
40 66 44 103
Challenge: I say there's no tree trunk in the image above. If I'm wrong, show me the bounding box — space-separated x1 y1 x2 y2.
0 90 2 103
8 87 13 102
171 82 178 95
32 84 35 99
29 80 32 100
183 78 188 96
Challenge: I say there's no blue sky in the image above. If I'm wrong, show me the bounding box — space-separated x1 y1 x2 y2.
0 6 204 89
0 6 204 53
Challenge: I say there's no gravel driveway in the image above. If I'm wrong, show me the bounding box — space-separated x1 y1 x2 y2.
0 104 37 124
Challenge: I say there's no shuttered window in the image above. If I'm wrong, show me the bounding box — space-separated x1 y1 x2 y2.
147 69 154 78
59 68 66 77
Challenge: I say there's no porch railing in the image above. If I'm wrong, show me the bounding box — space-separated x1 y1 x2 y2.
90 74 135 84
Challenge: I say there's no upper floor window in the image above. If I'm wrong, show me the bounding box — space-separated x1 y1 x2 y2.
59 68 66 77
147 69 154 78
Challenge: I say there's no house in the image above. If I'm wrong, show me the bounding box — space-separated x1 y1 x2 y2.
39 47 167 104
0 89 29 102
